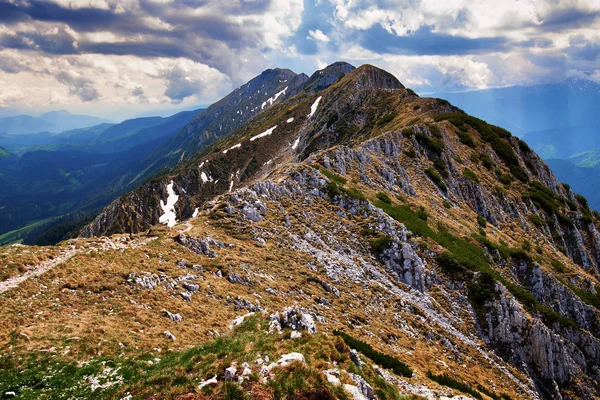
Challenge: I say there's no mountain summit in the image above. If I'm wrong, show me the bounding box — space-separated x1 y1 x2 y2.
2 62 600 399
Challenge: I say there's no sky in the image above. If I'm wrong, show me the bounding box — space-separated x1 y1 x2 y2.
1 0 600 120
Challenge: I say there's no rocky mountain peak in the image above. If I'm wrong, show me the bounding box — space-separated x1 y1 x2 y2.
303 61 356 92
343 63 405 91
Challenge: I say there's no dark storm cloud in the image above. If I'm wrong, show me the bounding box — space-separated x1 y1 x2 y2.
163 67 198 103
0 0 262 69
55 71 100 102
359 25 509 56
536 7 600 32
567 35 600 62
516 37 554 48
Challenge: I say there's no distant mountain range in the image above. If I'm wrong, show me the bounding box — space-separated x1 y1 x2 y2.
0 110 112 135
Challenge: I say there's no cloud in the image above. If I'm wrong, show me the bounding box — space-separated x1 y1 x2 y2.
55 70 100 101
359 25 509 56
2 0 600 117
308 29 330 43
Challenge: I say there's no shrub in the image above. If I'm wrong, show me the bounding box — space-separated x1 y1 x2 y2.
413 104 421 110
551 260 565 273
426 372 483 400
479 153 494 169
315 165 347 184
425 168 447 191
377 112 397 127
334 331 413 378
443 200 452 209
522 240 532 252
401 127 414 137
463 168 479 183
417 206 428 221
436 252 466 275
510 164 529 182
376 192 392 204
403 148 416 158
434 158 448 177
498 173 513 185
415 133 443 156
458 131 475 147
370 235 393 253
518 139 531 153
426 123 442 138
477 215 487 228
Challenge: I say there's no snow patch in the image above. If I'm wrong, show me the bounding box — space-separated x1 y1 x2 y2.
264 159 272 166
200 171 210 183
291 137 300 150
308 96 322 118
261 86 288 110
286 117 294 123
222 143 241 154
192 208 199 218
250 125 277 141
159 180 179 228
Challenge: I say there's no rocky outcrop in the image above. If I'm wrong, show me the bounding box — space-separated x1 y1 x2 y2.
484 283 600 395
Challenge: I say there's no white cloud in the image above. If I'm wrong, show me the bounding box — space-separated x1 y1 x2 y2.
308 29 330 43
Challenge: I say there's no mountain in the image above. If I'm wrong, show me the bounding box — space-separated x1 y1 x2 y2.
568 147 600 168
431 77 600 159
2 63 600 399
0 110 111 135
546 158 600 211
0 110 204 243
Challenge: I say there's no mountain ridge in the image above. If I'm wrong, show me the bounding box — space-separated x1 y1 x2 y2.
1 62 600 399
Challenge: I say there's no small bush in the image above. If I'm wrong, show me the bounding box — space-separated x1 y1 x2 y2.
417 206 428 221
315 165 347 184
458 131 475 147
415 132 443 156
443 200 452 209
401 127 414 137
425 168 447 191
377 112 397 127
426 123 443 138
334 331 413 378
426 371 483 400
370 235 393 253
403 148 416 158
551 260 565 273
376 192 392 204
522 240 532 252
434 158 448 177
463 168 479 183
413 104 421 110
477 215 487 228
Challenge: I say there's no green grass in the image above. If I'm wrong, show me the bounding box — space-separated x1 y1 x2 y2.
0 216 59 246
1 315 368 400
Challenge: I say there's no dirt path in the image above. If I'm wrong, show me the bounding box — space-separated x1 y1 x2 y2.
0 236 157 294
0 246 79 294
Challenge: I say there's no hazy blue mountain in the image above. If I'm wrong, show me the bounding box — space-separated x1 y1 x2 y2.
0 124 112 154
546 158 600 211
432 77 600 159
0 110 112 135
568 147 600 168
